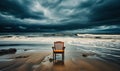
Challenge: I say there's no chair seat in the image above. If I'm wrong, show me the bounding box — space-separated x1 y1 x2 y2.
53 50 64 53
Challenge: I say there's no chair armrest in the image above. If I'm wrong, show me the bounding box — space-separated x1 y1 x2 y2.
63 47 65 50
52 47 55 50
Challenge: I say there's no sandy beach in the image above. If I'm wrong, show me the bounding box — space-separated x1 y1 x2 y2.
0 51 50 71
0 50 119 71
0 36 120 71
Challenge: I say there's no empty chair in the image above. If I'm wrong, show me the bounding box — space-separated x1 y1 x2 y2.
52 41 65 61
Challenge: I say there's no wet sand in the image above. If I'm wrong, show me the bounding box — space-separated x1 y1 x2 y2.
0 51 50 71
0 50 119 71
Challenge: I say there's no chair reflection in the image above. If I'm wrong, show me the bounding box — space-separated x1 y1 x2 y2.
53 60 65 71
53 60 64 65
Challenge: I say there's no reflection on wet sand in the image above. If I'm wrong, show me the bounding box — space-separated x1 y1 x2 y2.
53 60 65 71
53 60 64 65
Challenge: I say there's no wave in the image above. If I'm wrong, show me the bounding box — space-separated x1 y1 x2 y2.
0 44 50 47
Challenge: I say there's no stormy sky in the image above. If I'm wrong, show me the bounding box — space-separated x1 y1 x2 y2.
0 0 120 34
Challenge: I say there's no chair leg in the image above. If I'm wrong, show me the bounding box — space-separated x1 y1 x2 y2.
62 53 64 61
53 53 54 59
55 53 56 60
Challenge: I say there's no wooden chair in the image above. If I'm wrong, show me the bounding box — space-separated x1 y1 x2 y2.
52 41 65 60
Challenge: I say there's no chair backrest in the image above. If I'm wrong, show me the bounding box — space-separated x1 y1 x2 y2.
54 41 64 50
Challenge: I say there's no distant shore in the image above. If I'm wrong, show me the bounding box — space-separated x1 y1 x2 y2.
0 33 120 39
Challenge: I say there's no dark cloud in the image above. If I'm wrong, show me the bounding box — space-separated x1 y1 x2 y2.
0 0 120 33
90 0 120 22
0 0 44 19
